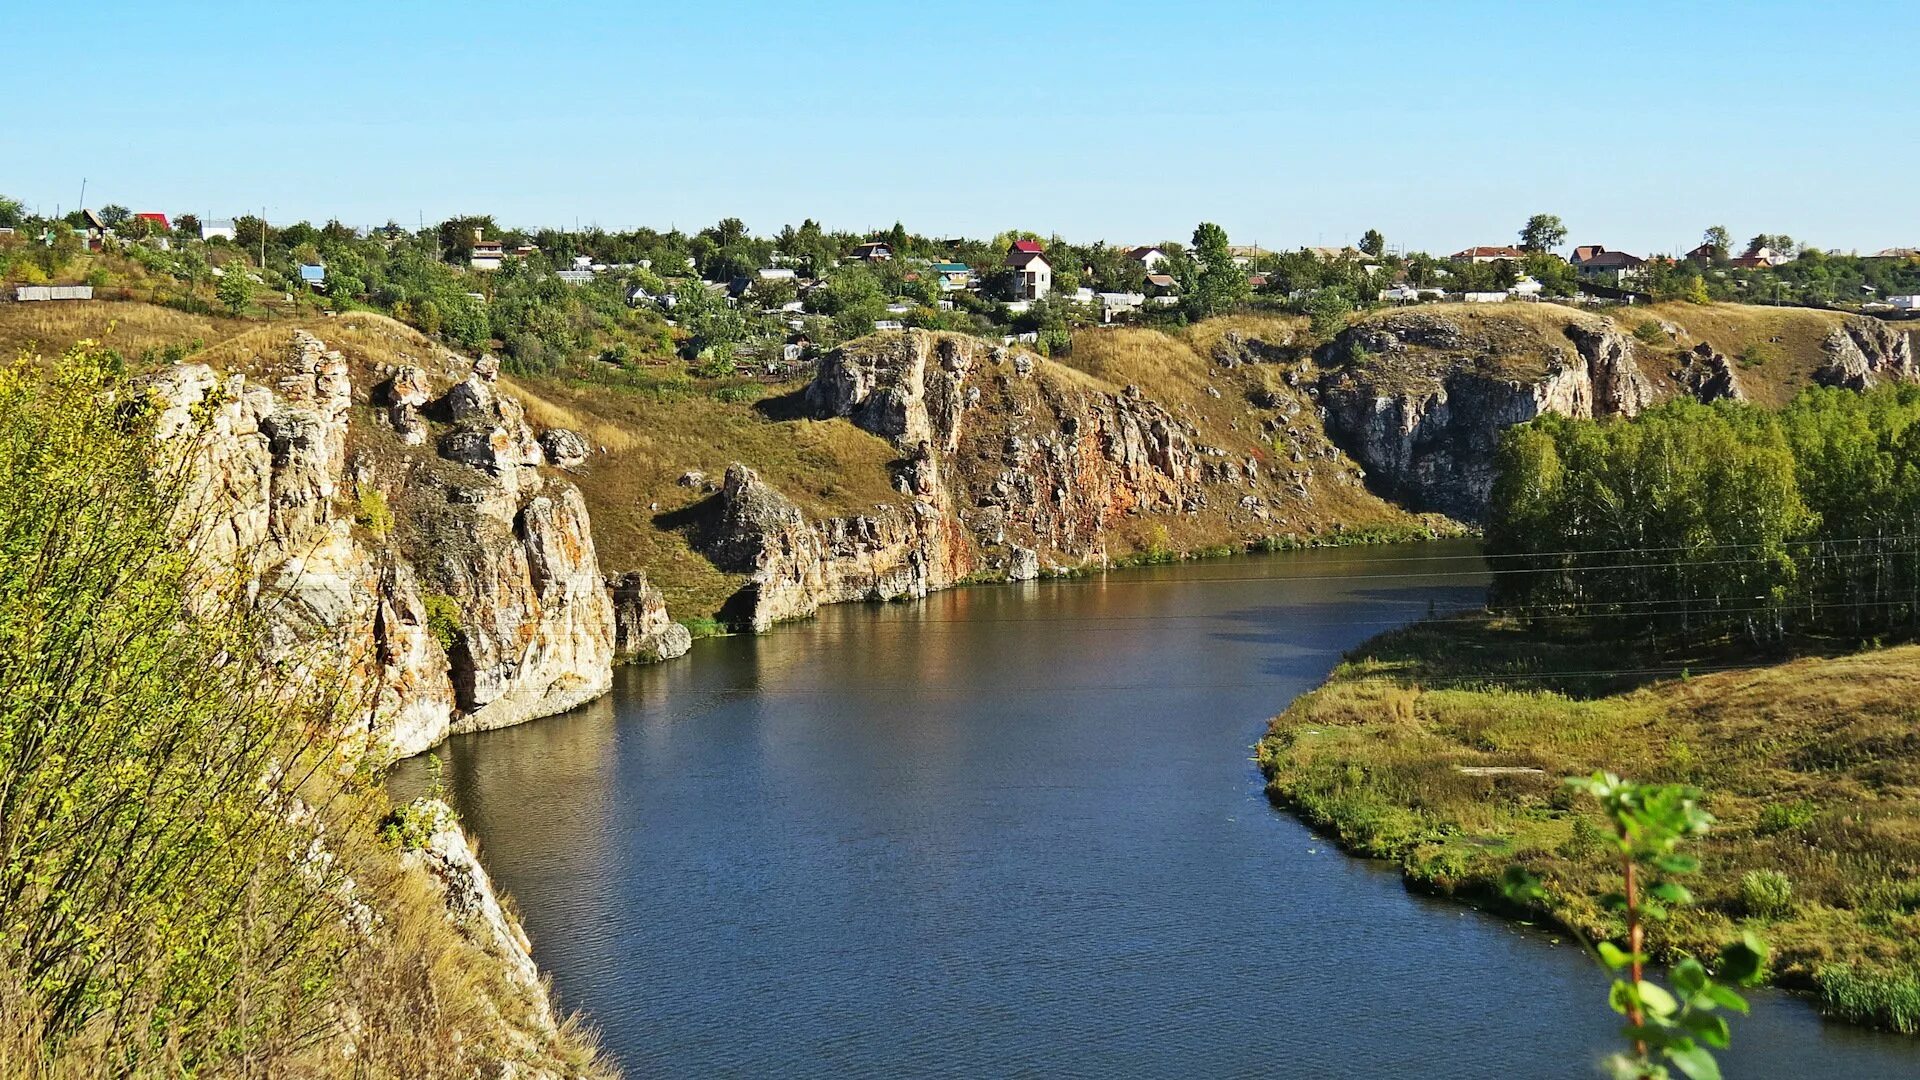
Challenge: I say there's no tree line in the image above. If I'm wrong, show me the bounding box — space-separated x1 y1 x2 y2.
1486 385 1920 643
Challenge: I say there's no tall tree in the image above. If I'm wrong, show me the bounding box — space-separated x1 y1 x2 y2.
1184 221 1249 319
1519 213 1567 253
98 204 131 228
1702 225 1731 259
0 194 24 228
1359 229 1385 257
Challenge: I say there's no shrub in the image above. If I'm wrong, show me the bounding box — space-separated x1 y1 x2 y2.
1740 341 1782 368
1757 799 1819 834
1558 813 1606 859
1820 965 1920 1034
678 615 726 639
424 592 463 652
1632 319 1667 345
355 486 394 535
0 346 352 1069
1741 869 1795 918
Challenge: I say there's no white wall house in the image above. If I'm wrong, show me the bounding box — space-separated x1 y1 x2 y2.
1006 244 1052 300
201 219 236 242
1890 295 1920 311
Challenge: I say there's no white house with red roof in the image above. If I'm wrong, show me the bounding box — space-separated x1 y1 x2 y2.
1005 240 1052 300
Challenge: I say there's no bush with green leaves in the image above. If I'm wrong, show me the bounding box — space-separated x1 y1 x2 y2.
1505 773 1767 1080
1740 869 1794 918
0 347 354 1070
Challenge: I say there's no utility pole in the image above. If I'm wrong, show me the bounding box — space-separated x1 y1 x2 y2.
260 206 268 270
77 178 86 212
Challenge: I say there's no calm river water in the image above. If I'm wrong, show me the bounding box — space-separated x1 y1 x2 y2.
395 541 1920 1078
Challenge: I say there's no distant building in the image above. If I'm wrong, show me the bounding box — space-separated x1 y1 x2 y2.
133 212 171 231
1452 245 1526 263
1570 246 1645 276
1867 247 1919 260
1462 291 1510 303
1127 245 1168 269
1226 244 1270 267
1890 295 1920 311
850 241 893 262
201 219 237 242
1098 291 1145 321
1005 241 1052 300
470 228 505 270
873 319 905 331
931 262 972 290
15 285 95 302
757 267 798 281
556 270 595 286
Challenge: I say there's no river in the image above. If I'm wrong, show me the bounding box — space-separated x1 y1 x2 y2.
394 541 1920 1077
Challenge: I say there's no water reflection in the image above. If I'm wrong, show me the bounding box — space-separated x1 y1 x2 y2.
395 542 1915 1078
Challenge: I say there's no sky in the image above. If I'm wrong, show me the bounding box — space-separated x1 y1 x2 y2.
4 1 1914 255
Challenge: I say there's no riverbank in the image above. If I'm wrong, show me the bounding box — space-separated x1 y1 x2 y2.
1257 618 1920 1032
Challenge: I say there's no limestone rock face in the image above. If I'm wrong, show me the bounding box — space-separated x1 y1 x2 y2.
397 800 553 1029
139 330 628 761
609 570 694 662
538 427 591 469
703 463 964 631
696 330 1210 629
1818 316 1917 390
1565 319 1657 417
1678 342 1747 402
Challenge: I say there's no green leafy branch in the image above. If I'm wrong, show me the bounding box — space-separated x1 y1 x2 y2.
1504 773 1768 1080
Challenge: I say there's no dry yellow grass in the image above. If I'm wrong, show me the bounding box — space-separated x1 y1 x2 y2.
1623 302 1850 406
0 300 267 363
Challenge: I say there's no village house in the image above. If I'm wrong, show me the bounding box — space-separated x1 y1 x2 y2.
1098 291 1146 322
1226 244 1270 267
470 229 505 270
1005 240 1052 300
1889 295 1920 311
757 267 798 281
1451 245 1526 263
133 212 171 232
931 262 971 290
850 241 893 262
556 270 595 286
1127 245 1168 269
1868 247 1919 260
1570 246 1646 277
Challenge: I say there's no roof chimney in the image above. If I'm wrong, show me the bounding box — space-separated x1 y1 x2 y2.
474 226 484 242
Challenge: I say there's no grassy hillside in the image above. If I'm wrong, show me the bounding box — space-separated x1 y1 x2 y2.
1259 620 1920 1031
1331 300 1865 403
6 298 1882 621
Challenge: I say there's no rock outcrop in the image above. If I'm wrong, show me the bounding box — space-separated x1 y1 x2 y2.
1316 314 1654 521
1818 316 1917 390
695 330 1211 628
703 463 965 631
1676 342 1747 402
142 329 632 760
610 570 694 661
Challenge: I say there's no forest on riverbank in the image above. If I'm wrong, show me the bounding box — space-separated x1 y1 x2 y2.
1261 384 1920 1034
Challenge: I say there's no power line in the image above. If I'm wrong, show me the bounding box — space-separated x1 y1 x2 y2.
1002 545 1917 592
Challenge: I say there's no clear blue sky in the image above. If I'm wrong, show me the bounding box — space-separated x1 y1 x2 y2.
6 1 1911 254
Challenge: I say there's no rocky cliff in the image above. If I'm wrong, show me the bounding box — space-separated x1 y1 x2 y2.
1314 306 1920 522
682 331 1231 629
144 328 684 761
1315 311 1654 521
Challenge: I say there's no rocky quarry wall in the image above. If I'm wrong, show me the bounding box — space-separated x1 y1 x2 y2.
142 329 687 763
